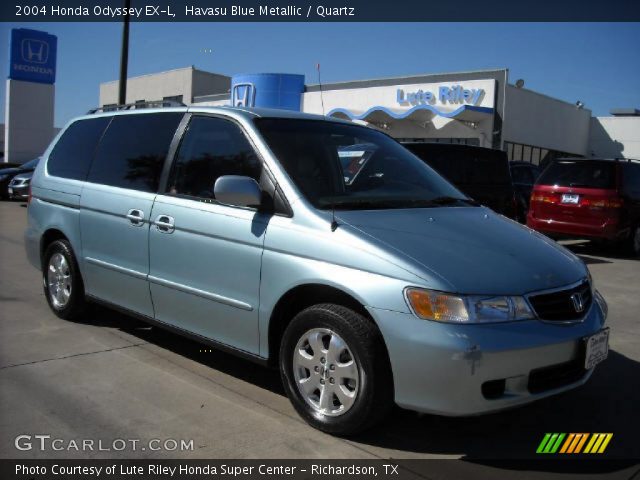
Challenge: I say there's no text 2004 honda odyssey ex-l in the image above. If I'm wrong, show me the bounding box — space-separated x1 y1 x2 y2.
25 106 609 435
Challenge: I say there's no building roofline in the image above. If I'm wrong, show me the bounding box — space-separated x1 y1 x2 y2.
507 83 592 113
101 66 230 86
305 68 508 92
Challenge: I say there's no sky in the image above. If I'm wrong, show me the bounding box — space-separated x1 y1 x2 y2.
1 22 639 127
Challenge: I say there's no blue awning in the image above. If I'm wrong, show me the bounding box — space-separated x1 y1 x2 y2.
328 104 493 123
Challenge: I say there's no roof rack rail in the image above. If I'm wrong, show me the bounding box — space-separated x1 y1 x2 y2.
87 100 186 114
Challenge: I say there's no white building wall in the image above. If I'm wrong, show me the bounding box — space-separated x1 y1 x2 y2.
502 85 591 156
589 117 640 159
4 79 55 164
100 67 194 106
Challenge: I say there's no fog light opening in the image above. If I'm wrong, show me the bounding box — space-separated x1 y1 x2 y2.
482 379 506 400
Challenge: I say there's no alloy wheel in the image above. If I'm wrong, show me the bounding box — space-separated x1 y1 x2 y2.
47 253 72 309
292 328 359 417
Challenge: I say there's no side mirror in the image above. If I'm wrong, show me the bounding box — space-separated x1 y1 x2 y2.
214 175 262 208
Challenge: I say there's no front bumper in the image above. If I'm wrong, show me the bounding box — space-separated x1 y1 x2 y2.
9 184 29 200
368 298 606 416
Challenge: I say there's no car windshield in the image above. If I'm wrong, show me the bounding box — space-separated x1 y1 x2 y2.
254 118 470 210
537 160 616 189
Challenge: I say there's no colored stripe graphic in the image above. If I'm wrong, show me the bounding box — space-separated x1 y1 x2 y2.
537 433 613 454
574 433 589 453
537 433 566 453
537 433 552 453
584 433 614 454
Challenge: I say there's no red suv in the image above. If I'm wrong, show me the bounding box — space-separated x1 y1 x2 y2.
527 158 640 255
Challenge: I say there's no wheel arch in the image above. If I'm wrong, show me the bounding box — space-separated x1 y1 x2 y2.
267 283 389 368
40 228 70 267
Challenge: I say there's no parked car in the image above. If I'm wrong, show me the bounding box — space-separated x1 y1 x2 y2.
26 106 609 435
0 162 23 169
0 157 40 199
8 172 33 201
510 161 541 220
527 158 640 256
402 143 520 220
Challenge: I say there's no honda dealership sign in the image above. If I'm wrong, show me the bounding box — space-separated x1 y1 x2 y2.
9 28 57 84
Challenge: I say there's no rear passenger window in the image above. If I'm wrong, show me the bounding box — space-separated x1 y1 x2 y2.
87 113 183 192
624 164 640 194
47 117 111 180
167 116 261 201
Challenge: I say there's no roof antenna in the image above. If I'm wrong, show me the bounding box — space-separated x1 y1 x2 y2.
330 205 339 232
316 63 325 116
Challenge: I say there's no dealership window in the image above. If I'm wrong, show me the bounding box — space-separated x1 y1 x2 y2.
135 99 146 108
531 147 541 164
87 113 183 192
102 103 117 112
504 141 580 167
166 116 261 201
513 143 523 161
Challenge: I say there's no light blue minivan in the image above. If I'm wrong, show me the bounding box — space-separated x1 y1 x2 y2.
25 105 609 434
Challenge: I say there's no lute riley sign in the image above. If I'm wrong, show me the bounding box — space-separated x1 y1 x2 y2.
397 85 484 106
9 28 58 84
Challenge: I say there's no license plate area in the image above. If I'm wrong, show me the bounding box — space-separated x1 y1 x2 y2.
562 194 580 204
7 188 13 195
584 328 609 370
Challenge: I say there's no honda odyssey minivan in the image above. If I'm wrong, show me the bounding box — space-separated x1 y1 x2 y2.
25 105 609 435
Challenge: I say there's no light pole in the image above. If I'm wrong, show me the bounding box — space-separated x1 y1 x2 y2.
118 0 131 105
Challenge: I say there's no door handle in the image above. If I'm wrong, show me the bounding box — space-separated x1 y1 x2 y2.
126 209 145 226
154 215 175 233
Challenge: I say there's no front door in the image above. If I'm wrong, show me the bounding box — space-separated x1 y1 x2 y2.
148 115 267 354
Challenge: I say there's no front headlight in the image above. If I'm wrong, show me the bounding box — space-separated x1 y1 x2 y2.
406 288 536 323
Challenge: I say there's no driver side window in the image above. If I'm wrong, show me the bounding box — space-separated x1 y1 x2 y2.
167 116 261 201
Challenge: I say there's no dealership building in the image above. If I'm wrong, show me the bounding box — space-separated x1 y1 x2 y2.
99 66 640 164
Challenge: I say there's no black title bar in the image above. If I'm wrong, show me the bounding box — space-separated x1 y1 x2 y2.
2 0 640 22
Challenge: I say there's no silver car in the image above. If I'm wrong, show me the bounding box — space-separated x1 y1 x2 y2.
25 106 609 435
8 172 33 200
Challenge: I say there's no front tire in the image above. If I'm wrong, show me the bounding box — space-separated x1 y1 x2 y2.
280 304 393 435
43 239 88 320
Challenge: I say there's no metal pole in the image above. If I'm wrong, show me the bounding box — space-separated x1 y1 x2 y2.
118 0 131 105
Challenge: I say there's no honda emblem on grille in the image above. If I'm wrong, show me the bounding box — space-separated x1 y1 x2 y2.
571 292 585 313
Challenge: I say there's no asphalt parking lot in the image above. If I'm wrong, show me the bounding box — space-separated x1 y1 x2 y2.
1 200 638 477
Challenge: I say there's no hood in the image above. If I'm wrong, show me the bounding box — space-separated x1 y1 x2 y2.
12 172 33 180
336 207 586 295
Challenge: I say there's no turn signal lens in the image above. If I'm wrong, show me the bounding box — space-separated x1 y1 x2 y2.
406 288 469 323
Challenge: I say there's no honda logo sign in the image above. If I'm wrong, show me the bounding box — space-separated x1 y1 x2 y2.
9 29 57 84
21 39 49 64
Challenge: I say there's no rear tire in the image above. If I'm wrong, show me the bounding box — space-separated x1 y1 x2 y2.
42 239 88 321
280 303 393 436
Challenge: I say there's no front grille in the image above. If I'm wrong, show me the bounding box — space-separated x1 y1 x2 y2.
528 341 587 393
528 281 592 321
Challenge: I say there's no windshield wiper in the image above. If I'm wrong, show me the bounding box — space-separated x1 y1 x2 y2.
425 196 480 206
320 198 398 210
317 196 478 210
